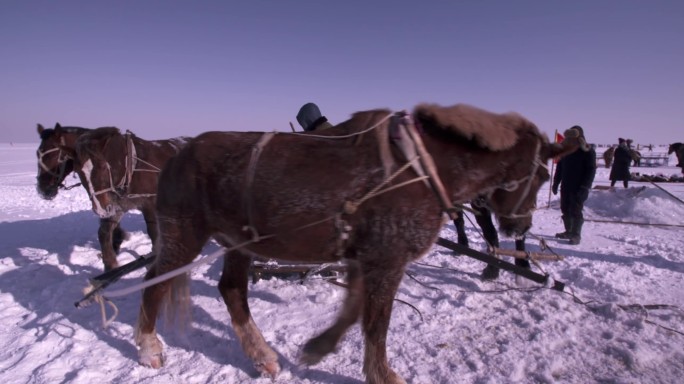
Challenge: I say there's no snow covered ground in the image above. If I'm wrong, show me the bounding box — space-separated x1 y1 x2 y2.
1 142 683 384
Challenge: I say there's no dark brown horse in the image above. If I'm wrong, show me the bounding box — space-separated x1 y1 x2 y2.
36 124 129 262
134 104 579 384
669 142 684 173
602 146 615 168
36 124 188 271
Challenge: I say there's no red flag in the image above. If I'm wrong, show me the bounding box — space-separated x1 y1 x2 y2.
553 130 564 163
555 131 564 143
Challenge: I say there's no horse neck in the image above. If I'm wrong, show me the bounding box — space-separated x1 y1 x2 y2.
420 133 512 203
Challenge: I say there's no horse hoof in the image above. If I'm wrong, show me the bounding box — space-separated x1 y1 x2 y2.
481 265 500 280
138 334 164 369
139 351 164 369
300 336 336 366
255 359 280 378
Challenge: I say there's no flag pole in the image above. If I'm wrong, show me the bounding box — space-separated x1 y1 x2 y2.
546 129 557 208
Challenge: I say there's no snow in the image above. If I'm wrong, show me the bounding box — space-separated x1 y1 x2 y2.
1 142 683 383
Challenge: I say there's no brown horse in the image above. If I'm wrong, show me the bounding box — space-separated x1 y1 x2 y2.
602 146 615 168
36 124 188 271
134 104 579 384
669 142 684 173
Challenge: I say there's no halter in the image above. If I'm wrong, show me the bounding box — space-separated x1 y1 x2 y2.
81 131 162 217
477 138 546 220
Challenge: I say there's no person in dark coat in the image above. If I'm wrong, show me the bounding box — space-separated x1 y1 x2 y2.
609 138 631 188
296 102 333 132
551 126 596 245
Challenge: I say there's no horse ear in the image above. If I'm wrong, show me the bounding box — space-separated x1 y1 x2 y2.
37 124 44 135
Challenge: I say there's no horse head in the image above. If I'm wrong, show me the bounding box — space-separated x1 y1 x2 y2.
488 131 579 235
73 127 129 218
412 104 580 237
35 123 81 199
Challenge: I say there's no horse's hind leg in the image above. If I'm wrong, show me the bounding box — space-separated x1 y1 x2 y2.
98 214 123 271
360 261 407 384
135 217 208 369
301 259 363 365
218 251 279 378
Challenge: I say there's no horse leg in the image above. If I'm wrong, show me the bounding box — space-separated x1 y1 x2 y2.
112 223 129 254
452 213 468 246
513 236 529 269
477 210 501 280
360 261 407 384
218 251 279 378
98 214 123 271
140 205 159 255
135 217 207 369
301 259 363 365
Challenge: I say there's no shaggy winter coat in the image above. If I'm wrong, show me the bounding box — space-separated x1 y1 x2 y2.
609 144 632 181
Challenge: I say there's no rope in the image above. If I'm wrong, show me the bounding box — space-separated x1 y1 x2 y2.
408 261 683 336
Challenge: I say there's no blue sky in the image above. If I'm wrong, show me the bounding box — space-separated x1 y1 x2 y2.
1 1 682 145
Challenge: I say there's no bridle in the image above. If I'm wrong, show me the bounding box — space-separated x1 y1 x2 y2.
37 140 81 190
81 131 161 217
476 138 546 220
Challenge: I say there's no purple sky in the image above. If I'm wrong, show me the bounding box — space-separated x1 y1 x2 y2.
1 1 682 145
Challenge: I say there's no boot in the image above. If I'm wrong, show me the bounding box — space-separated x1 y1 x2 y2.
568 218 583 245
555 216 572 239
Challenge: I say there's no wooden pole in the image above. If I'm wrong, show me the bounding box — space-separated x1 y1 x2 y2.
289 122 296 132
546 129 557 208
649 181 684 205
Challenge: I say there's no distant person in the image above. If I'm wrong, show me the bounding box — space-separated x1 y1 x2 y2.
609 138 631 188
551 126 596 245
296 102 333 132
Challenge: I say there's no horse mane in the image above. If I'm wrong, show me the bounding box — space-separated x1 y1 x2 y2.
76 127 121 157
40 126 92 141
413 103 540 151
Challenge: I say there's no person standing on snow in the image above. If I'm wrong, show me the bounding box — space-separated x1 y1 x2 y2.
609 137 632 188
551 126 596 245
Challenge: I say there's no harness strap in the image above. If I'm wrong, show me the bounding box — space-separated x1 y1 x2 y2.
243 132 277 237
396 113 458 219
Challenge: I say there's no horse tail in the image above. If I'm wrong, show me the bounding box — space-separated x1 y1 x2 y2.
135 270 192 343
161 273 192 334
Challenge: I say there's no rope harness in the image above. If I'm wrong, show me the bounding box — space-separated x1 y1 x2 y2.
476 138 547 220
37 135 80 189
81 131 164 217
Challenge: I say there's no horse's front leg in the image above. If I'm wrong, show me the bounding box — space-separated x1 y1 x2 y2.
361 260 407 384
218 251 279 378
98 213 123 271
135 265 172 369
135 216 208 369
301 259 363 364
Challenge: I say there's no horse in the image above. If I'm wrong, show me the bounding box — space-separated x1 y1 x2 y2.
133 104 580 384
602 146 615 168
629 149 642 167
36 124 129 260
669 142 684 173
36 124 188 271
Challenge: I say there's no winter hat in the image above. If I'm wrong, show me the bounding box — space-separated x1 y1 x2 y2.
564 126 590 152
619 138 625 144
570 125 585 138
297 103 323 132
